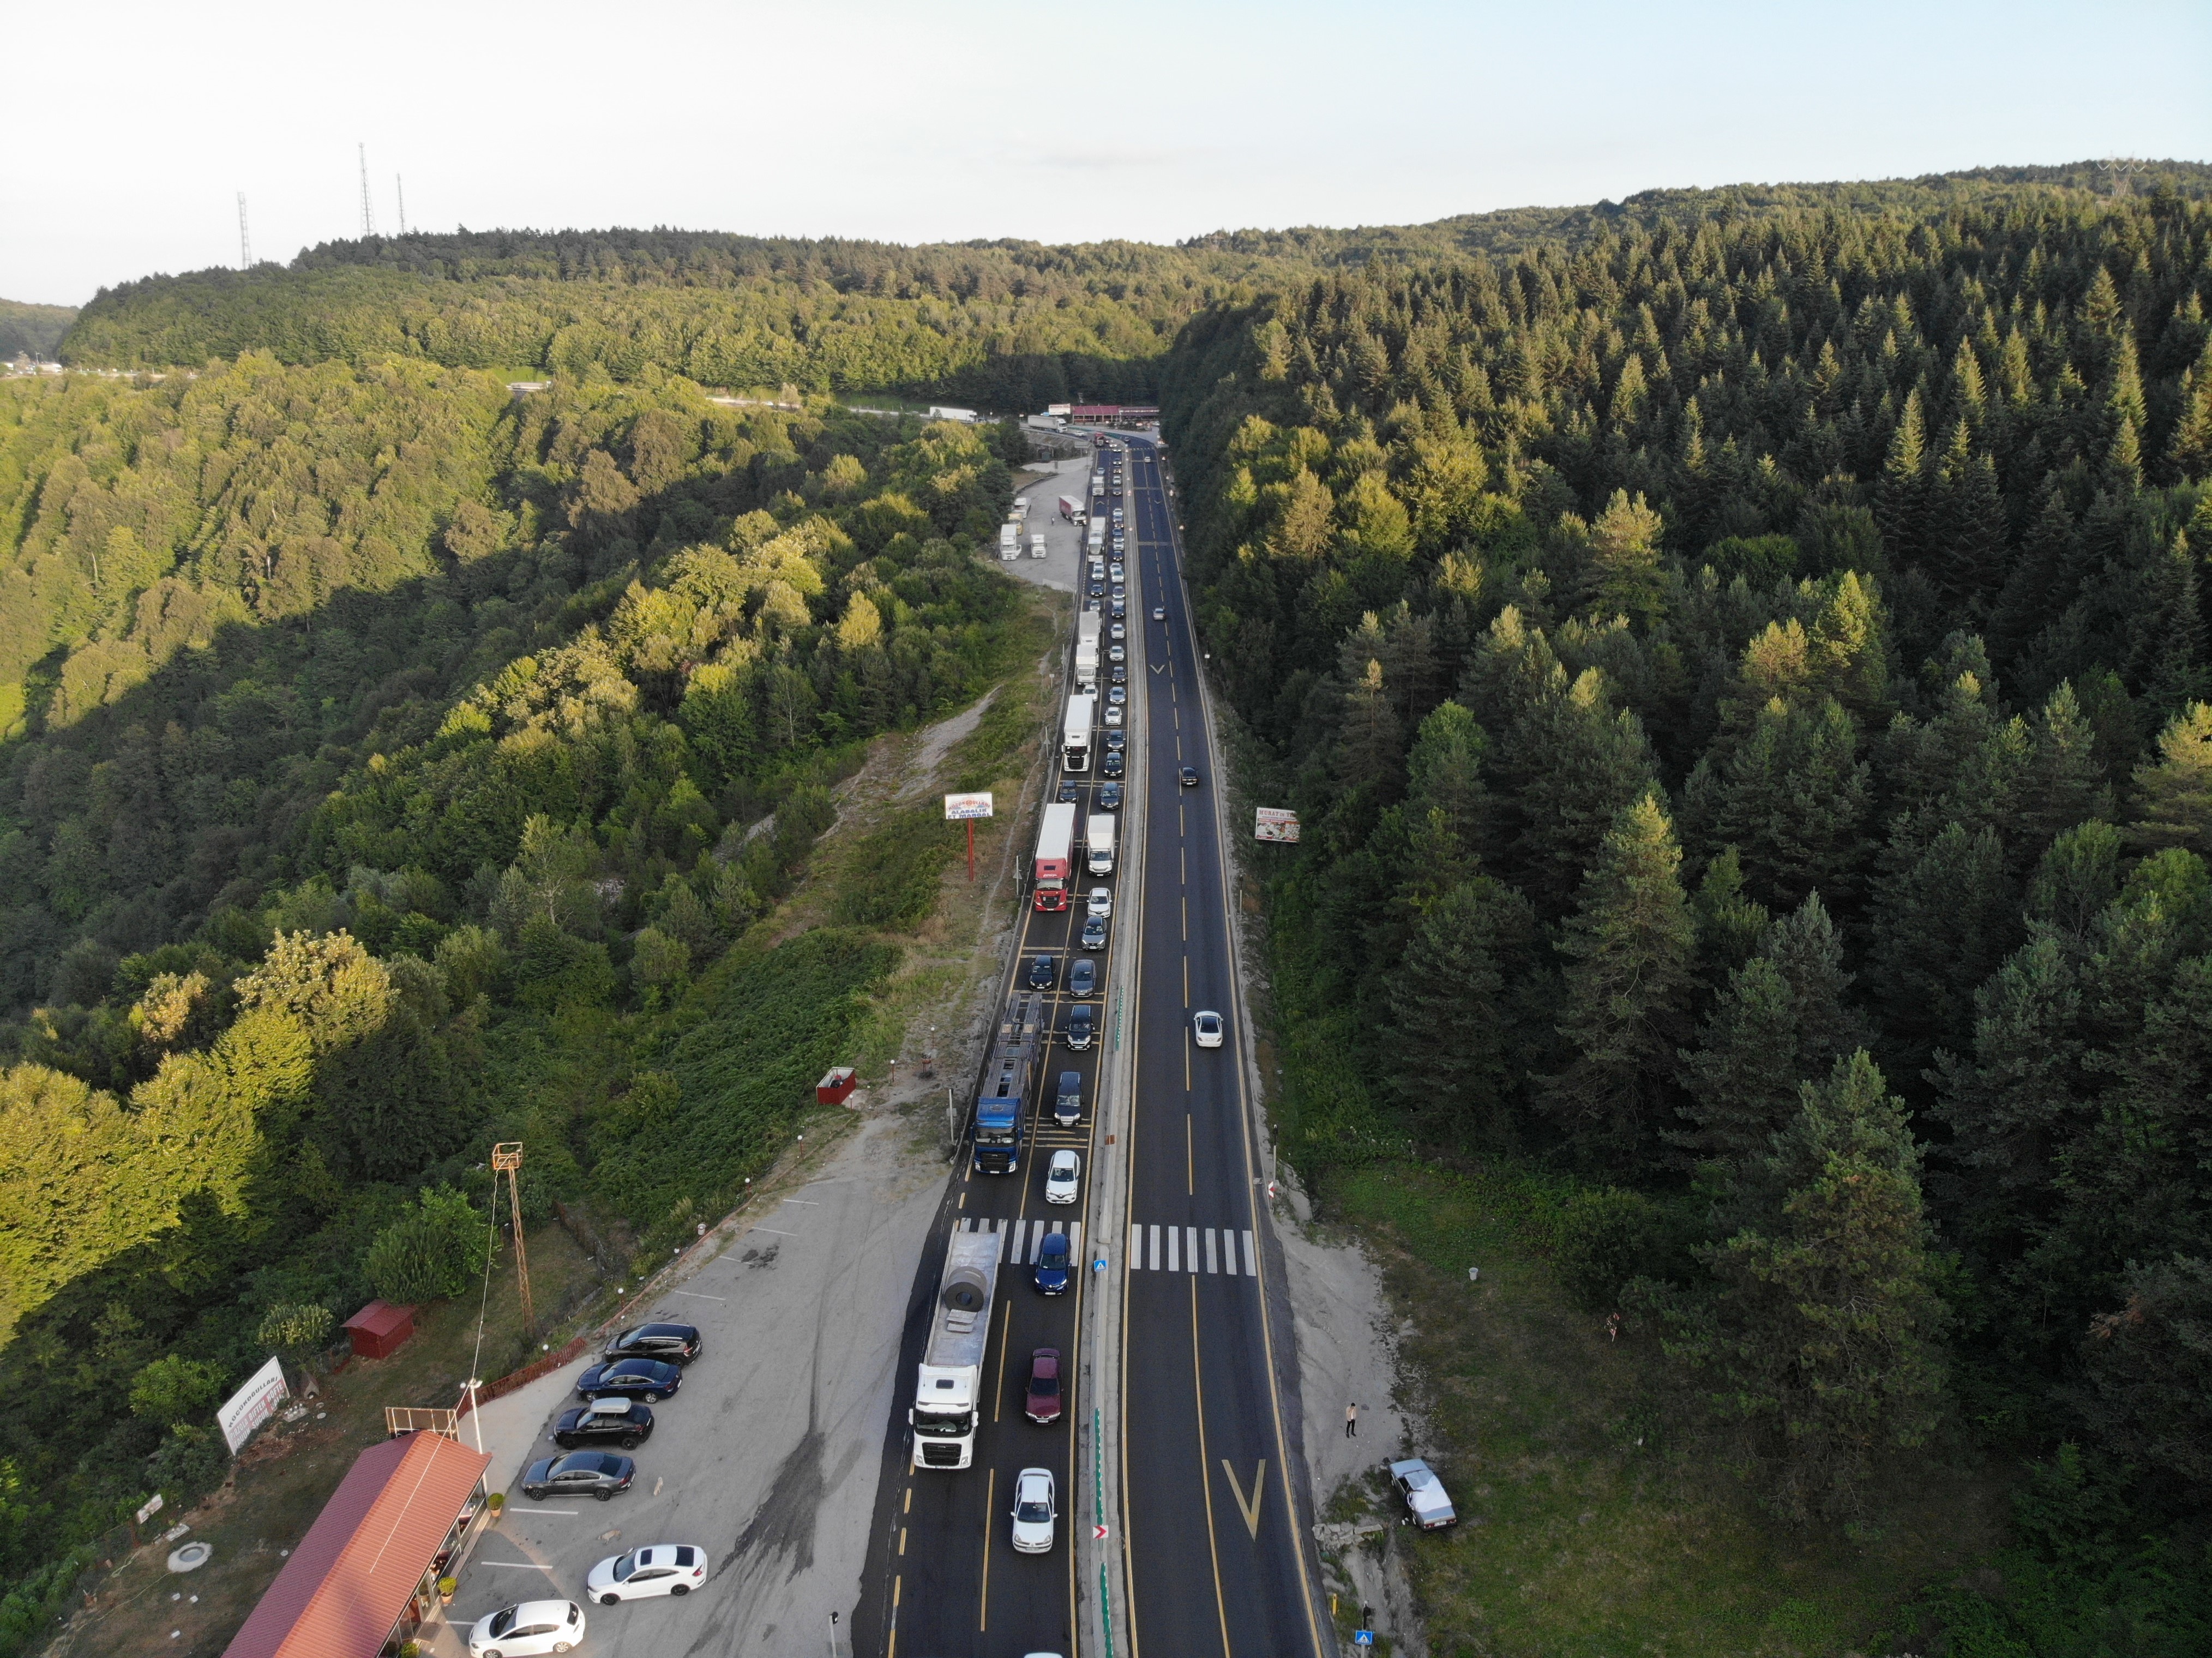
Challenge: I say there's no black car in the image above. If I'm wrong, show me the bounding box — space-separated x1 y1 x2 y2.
552 1398 654 1450
1111 666 1127 683
1105 731 1127 751
603 1323 700 1366
521 1450 636 1501
1068 958 1098 995
576 1358 682 1403
1080 916 1108 950
1110 600 1126 620
1089 580 1104 597
1026 954 1057 990
1101 751 1125 778
1065 1004 1096 1050
1056 779 1078 803
1180 766 1201 788
1099 781 1123 810
1055 1071 1083 1126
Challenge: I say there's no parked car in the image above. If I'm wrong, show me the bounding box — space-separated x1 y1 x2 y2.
576 1358 681 1403
1026 954 1057 990
1388 1458 1458 1529
1011 1467 1059 1551
1193 1010 1224 1049
1080 915 1107 950
551 1397 653 1450
466 1600 585 1657
1068 958 1097 995
1055 1069 1083 1126
1086 887 1112 918
1099 781 1123 810
602 1323 700 1366
585 1542 709 1604
1024 1349 1063 1424
1044 1149 1081 1204
1065 1004 1095 1049
1179 765 1200 787
1035 1229 1073 1291
521 1451 635 1502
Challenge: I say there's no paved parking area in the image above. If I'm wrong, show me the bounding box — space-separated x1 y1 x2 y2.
426 1113 946 1656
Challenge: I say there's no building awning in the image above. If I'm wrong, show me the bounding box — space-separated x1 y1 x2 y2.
222 1431 492 1658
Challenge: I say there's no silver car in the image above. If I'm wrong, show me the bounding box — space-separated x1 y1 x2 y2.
1010 1467 1057 1552
1044 1149 1081 1204
1387 1458 1458 1529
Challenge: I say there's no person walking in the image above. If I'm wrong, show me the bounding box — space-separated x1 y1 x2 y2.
1344 1401 1358 1438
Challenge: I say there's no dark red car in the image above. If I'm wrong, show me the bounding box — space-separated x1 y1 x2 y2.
1025 1348 1062 1425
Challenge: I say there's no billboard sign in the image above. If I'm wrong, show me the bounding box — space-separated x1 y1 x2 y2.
217 1355 290 1454
943 792 995 821
1254 808 1301 844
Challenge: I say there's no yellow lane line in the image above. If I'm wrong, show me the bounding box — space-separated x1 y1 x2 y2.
1189 1275 1234 1658
979 1465 995 1631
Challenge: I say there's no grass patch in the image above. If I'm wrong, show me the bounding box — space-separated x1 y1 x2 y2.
834 803 963 928
1323 1160 2005 1658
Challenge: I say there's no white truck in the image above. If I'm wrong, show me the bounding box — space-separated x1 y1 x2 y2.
1059 494 1083 522
1010 497 1030 524
1086 813 1116 876
999 522 1019 560
910 1229 1001 1469
1073 613 1101 693
1061 695 1095 777
1029 532 1047 560
1086 518 1105 558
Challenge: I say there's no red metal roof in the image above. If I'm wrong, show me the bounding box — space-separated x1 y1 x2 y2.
222 1431 491 1658
341 1300 413 1338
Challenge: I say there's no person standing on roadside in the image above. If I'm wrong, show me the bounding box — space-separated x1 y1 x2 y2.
1345 1401 1358 1438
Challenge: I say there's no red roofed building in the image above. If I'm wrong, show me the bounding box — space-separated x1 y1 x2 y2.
341 1300 416 1361
222 1429 491 1658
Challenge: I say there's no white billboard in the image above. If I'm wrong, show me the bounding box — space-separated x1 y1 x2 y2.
943 792 995 821
217 1355 290 1454
1254 808 1301 844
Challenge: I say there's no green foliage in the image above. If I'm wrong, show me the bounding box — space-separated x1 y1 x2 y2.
127 1354 225 1426
0 299 76 361
833 805 954 928
363 1186 493 1303
255 1301 334 1363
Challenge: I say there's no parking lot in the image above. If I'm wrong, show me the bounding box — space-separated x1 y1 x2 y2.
426 1113 946 1656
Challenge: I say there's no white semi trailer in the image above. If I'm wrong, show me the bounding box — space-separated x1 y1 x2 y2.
910 1229 1001 1469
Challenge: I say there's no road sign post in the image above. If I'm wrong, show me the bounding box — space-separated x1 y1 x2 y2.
943 792 993 881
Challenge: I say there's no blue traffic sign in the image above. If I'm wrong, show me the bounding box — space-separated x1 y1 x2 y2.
1354 1633 1374 1648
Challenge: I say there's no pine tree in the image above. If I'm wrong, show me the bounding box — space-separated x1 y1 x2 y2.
2165 337 2212 482
1868 821 2017 1089
2010 681 2114 862
1403 700 1488 861
1693 1051 1947 1525
2127 534 2208 722
1692 844 1772 974
1876 387 1928 567
1496 668 1660 919
1545 793 1696 1162
1712 695 1872 911
1588 488 1668 626
1387 877 1532 1149
2129 701 2212 855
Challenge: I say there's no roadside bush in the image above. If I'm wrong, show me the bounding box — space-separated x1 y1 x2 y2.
256 1302 335 1367
834 807 952 928
1554 1187 1700 1313
364 1186 494 1303
0 1545 99 1658
127 1356 225 1427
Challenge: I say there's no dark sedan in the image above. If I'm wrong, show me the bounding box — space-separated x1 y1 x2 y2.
1025 1349 1063 1425
552 1397 654 1450
576 1358 682 1403
1099 781 1123 810
602 1323 700 1366
522 1450 636 1502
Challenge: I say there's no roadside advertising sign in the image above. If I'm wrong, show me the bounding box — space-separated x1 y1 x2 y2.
1254 807 1301 843
943 792 995 821
217 1354 290 1454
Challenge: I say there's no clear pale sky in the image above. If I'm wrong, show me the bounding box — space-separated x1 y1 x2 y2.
4 0 2207 305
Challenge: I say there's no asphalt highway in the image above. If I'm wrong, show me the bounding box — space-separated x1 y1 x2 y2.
852 436 1327 1658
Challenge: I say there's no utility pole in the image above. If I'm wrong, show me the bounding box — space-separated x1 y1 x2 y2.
395 174 407 236
237 193 252 268
358 143 376 237
490 1142 533 1332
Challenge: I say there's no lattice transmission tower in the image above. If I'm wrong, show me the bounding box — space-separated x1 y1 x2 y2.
490 1142 534 1331
237 194 251 268
358 143 376 236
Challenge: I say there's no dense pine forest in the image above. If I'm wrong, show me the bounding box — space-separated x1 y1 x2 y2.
1163 186 2212 1649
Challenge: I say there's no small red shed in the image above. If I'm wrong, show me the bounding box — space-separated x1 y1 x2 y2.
816 1066 857 1106
341 1301 417 1361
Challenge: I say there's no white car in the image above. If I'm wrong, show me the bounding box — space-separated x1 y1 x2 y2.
1044 1149 1081 1205
1388 1457 1459 1529
1104 706 1123 726
1087 886 1112 919
1010 1466 1057 1553
466 1600 585 1657
1109 623 1126 640
585 1542 710 1604
1109 646 1125 663
1193 1010 1224 1049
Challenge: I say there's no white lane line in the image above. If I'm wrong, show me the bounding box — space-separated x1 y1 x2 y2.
473 1560 550 1568
782 1198 820 1205
1186 1227 1198 1275
749 1227 799 1237
1150 1224 1161 1270
1129 1223 1141 1264
1205 1229 1218 1275
1242 1230 1257 1276
520 1509 582 1515
668 1290 725 1301
1168 1226 1180 1272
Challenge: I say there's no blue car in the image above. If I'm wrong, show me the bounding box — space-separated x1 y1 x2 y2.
577 1357 682 1403
1035 1231 1071 1295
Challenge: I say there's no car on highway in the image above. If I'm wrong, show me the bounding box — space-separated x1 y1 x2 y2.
1193 1010 1224 1049
1388 1457 1459 1529
576 1358 681 1403
1111 666 1127 684
1108 645 1125 663
1089 580 1103 598
466 1599 585 1657
1064 1004 1095 1050
1110 585 1125 600
551 1397 653 1450
521 1450 636 1502
1080 915 1107 950
1087 887 1112 918
1057 779 1078 803
1101 750 1124 778
1044 1149 1081 1204
1068 958 1097 995
1026 954 1056 990
1179 765 1201 787
1105 730 1126 750
1099 781 1123 810
1152 606 1166 621
1109 622 1125 640
1110 599 1127 619
585 1542 709 1604
1107 686 1127 706
602 1323 700 1366
1011 1467 1059 1550
1035 1231 1072 1293
1104 706 1122 726
1054 1070 1083 1126
1024 1349 1063 1424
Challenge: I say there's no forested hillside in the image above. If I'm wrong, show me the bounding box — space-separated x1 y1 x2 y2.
0 302 77 362
0 365 1032 1636
1164 188 2212 1647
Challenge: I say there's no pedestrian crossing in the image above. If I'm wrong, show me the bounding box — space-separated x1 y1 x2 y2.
956 1215 1082 1264
1127 1223 1258 1276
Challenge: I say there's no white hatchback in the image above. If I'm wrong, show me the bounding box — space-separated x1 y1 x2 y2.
1086 886 1112 920
466 1599 585 1657
1010 1467 1057 1553
1044 1149 1081 1205
585 1542 710 1604
1193 1010 1224 1049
